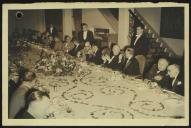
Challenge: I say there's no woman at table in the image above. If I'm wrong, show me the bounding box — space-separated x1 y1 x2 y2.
105 44 123 71
62 35 75 53
16 88 51 119
121 47 140 76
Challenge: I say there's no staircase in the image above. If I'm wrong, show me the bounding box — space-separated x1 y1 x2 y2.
128 9 177 59
128 9 180 74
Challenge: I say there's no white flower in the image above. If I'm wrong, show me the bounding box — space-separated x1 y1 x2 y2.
42 58 47 62
56 68 62 73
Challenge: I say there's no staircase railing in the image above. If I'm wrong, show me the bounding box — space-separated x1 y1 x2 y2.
128 9 177 58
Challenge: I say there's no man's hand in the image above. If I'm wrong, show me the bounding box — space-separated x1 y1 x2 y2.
154 75 162 81
105 55 111 61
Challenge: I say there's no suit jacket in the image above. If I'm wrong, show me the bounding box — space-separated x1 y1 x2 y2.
69 44 83 56
171 73 184 96
122 57 140 76
49 41 56 49
16 111 35 119
106 54 123 71
145 64 167 87
62 42 75 53
86 50 103 65
161 73 184 96
9 84 30 119
130 33 149 56
78 30 94 45
46 27 57 38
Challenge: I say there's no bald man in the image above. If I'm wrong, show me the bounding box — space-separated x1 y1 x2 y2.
167 64 184 96
145 58 170 88
106 44 123 71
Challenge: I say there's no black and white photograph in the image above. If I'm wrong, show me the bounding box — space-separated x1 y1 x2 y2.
2 2 189 126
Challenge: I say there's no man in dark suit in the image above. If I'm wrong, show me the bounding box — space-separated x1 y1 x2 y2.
86 45 103 65
48 35 56 49
166 64 184 96
69 38 83 56
46 24 57 38
130 25 149 56
122 47 140 76
106 44 123 71
145 58 169 88
78 23 95 46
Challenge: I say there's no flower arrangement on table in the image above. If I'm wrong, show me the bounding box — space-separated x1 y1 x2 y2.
34 53 78 76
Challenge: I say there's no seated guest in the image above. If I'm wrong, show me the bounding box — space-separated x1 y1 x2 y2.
69 38 82 56
62 35 75 53
122 47 140 76
41 32 49 45
77 41 92 61
166 64 184 96
54 36 63 51
106 44 123 70
101 47 111 65
8 61 24 99
87 45 102 65
9 71 36 119
14 60 27 79
145 58 169 87
48 35 55 49
17 88 51 119
8 72 22 103
63 35 72 44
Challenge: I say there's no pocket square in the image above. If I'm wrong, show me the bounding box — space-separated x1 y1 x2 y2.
177 81 182 85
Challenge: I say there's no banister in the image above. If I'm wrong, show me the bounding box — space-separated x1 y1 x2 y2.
128 9 177 57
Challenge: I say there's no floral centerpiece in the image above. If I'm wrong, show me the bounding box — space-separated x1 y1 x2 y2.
34 52 78 76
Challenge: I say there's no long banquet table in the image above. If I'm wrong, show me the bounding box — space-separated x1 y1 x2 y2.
14 42 185 119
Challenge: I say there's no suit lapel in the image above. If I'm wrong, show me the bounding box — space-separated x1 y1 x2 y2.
124 58 132 70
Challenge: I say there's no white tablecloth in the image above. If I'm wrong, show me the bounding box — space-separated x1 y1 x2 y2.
18 43 185 119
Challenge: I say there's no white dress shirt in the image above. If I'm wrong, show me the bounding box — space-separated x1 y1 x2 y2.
124 56 133 68
133 34 142 46
83 31 88 40
108 56 115 64
50 27 53 34
172 73 179 86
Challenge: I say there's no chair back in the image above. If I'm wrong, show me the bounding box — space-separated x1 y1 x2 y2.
135 55 146 75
